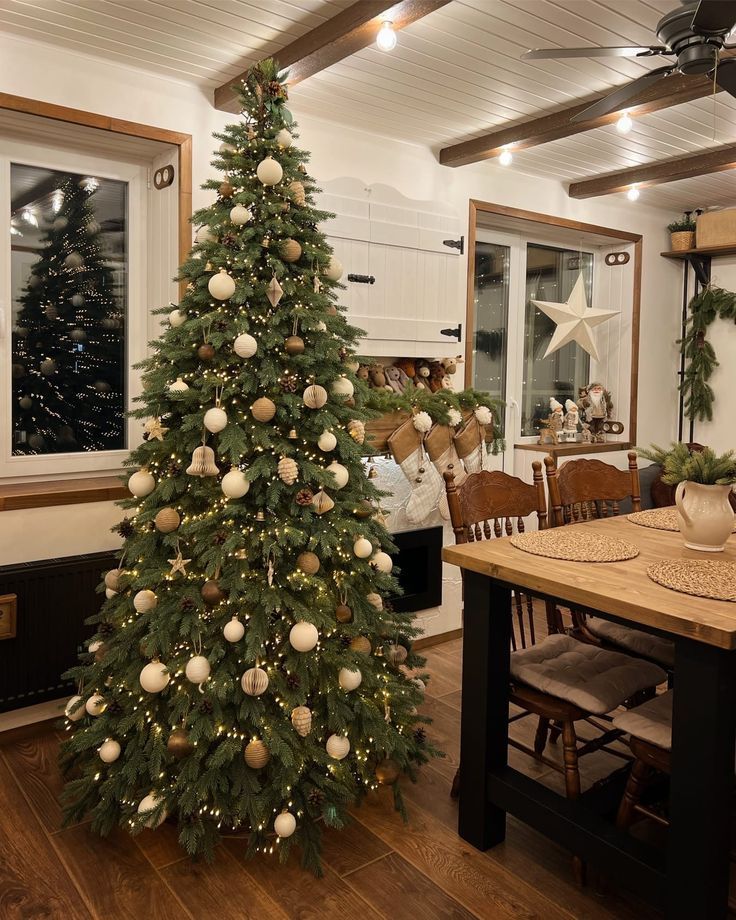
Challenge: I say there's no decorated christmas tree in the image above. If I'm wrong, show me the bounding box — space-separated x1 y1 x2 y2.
12 176 124 454
60 60 438 872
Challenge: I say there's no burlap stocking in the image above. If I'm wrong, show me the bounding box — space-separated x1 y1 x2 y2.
425 423 465 519
387 418 443 524
454 417 486 474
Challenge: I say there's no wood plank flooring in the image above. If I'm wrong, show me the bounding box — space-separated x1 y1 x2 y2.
0 637 678 919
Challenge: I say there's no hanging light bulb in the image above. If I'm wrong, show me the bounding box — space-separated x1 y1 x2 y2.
498 147 513 167
376 20 397 51
627 184 640 201
616 111 633 134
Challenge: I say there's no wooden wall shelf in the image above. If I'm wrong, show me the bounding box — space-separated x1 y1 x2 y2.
660 244 736 260
0 476 127 512
515 441 632 458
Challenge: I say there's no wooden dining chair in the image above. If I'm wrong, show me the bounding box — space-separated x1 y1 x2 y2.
444 463 668 820
544 453 675 671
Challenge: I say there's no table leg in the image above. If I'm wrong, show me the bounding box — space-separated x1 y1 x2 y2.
458 573 511 850
666 638 736 920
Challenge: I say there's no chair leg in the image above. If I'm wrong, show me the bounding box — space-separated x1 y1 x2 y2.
561 721 585 886
450 766 460 800
549 720 562 745
534 717 549 757
616 759 651 831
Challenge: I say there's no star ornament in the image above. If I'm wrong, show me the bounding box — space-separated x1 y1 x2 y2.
144 417 169 441
532 275 618 363
168 552 191 577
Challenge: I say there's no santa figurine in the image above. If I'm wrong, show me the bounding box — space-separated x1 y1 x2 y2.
562 399 580 441
577 382 613 443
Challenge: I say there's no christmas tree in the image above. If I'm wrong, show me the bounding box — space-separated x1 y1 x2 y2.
60 60 437 872
12 175 124 454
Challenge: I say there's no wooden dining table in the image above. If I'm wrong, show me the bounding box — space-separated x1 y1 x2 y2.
443 514 736 920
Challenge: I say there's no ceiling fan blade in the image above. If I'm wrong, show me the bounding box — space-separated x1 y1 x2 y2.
714 59 736 96
522 45 669 60
570 65 675 122
691 0 736 35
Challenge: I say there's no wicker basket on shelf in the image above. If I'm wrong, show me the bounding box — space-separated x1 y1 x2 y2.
670 230 695 251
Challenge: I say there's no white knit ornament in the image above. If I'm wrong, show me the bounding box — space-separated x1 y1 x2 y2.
257 156 283 185
204 406 228 433
413 411 432 433
326 734 350 760
354 537 373 558
229 204 252 225
99 739 121 763
371 551 393 574
134 589 157 613
447 408 462 427
221 468 250 499
185 655 210 684
138 793 167 828
223 617 245 642
474 405 493 426
208 270 235 300
274 811 297 838
289 621 319 652
233 333 257 358
169 309 186 327
317 430 337 451
338 667 362 691
85 694 106 716
326 461 349 489
324 256 343 281
140 661 170 693
128 469 155 497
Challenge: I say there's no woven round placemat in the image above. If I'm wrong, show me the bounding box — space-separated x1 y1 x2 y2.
510 530 640 563
647 559 736 602
629 506 736 533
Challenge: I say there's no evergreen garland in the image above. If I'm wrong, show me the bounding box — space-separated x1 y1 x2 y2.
680 285 736 422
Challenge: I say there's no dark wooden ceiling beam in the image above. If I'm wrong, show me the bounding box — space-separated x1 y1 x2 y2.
214 0 451 113
568 143 736 198
439 64 732 168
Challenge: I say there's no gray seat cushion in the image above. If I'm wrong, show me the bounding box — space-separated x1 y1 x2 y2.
586 616 675 669
510 634 667 716
613 690 673 751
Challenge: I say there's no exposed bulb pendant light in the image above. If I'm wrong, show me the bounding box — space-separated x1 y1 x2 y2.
376 20 397 51
616 111 633 134
498 147 513 167
627 184 640 202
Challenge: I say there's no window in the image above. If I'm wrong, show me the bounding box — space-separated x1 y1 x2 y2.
471 241 509 407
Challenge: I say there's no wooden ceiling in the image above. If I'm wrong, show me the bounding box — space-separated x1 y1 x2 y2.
1 0 734 212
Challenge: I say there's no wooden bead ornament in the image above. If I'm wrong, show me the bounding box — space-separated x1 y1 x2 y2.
375 758 401 785
155 508 180 533
350 636 371 655
222 468 250 498
134 589 158 613
291 706 312 737
138 793 167 828
326 461 349 489
229 204 252 225
204 406 228 433
198 342 216 361
208 269 236 300
251 397 277 422
244 739 270 769
326 734 350 760
201 579 225 606
297 551 320 575
317 430 337 452
338 667 362 691
234 333 257 358
99 739 121 763
241 667 269 696
167 728 194 759
65 695 85 721
289 621 319 652
256 156 283 186
278 456 298 485
280 239 302 263
311 489 334 515
140 660 170 693
223 617 245 642
336 603 353 623
303 384 327 409
354 537 373 559
285 334 305 356
372 551 393 574
331 377 354 398
85 693 107 716
128 468 155 497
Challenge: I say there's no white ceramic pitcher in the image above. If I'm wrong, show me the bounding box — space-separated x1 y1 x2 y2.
675 481 735 552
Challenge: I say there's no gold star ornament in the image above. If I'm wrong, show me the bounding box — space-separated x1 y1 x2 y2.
532 274 618 362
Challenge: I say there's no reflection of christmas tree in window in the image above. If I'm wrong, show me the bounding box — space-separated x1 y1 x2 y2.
12 176 124 454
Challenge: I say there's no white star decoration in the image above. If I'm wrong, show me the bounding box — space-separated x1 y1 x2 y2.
532 275 618 363
144 417 169 442
168 552 191 577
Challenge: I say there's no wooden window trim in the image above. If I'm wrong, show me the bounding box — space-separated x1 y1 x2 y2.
0 94 193 507
465 200 642 445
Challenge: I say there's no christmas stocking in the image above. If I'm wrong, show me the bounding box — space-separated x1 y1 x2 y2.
425 423 466 519
387 418 443 525
454 417 486 474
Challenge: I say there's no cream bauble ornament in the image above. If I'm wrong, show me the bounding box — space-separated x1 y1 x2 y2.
372 551 393 574
241 667 269 696
315 320 327 332
99 739 121 763
169 308 186 327
275 128 293 148
105 588 117 599
338 667 362 691
168 377 189 393
324 256 343 281
223 617 245 642
256 156 283 186
251 397 277 422
353 537 373 559
317 430 337 452
104 568 122 591
65 695 85 722
326 461 349 489
86 693 106 717
222 468 250 499
279 239 302 263
185 655 211 684
291 706 312 737
134 589 157 613
244 739 270 769
208 269 235 301
331 377 354 399
289 621 319 652
229 204 252 225
195 225 215 244
154 508 180 534
234 333 257 358
303 384 327 409
204 406 228 433
278 456 298 485
138 793 167 828
274 811 297 838
326 734 350 760
128 469 155 497
219 141 236 155
65 251 84 269
297 551 320 575
140 661 170 693
311 489 334 515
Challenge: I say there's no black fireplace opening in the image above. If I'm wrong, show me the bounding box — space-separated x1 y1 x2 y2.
388 525 443 613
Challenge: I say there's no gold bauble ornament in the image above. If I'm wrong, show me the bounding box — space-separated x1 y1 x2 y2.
336 603 353 623
167 728 194 759
219 180 234 198
244 739 270 769
154 507 180 534
284 335 305 356
385 644 408 666
251 397 277 422
297 551 320 575
198 342 215 361
280 239 302 263
278 456 298 485
303 384 327 410
350 636 372 655
375 758 401 785
201 579 225 606
291 706 312 737
354 500 373 520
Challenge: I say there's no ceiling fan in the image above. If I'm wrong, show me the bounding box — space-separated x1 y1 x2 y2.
522 0 736 121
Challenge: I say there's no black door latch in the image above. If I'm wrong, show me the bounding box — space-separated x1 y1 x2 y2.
442 236 464 255
440 323 462 341
347 273 376 284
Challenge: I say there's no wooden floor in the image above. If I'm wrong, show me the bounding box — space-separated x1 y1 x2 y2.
0 637 678 920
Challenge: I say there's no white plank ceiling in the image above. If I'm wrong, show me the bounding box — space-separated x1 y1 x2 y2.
0 0 734 212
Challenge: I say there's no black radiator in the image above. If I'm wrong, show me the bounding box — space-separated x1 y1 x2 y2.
0 552 117 713
389 525 443 613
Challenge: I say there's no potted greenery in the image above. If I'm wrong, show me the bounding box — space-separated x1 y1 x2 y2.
667 215 696 251
639 443 736 552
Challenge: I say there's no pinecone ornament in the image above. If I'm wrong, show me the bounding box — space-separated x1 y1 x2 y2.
414 727 427 745
99 622 115 637
213 529 228 545
295 488 314 506
181 597 196 612
308 788 325 809
199 698 213 715
280 374 299 393
116 519 135 538
286 672 301 691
